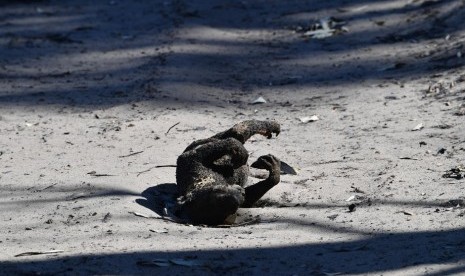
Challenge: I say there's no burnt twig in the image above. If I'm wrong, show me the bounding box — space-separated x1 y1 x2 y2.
118 151 144 158
136 165 177 177
165 122 180 135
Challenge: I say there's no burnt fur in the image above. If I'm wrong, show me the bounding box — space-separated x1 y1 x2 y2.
176 120 281 225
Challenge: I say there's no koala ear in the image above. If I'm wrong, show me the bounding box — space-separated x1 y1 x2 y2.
213 155 233 167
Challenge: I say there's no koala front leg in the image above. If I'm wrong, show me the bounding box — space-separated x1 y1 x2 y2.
213 120 280 144
241 154 281 208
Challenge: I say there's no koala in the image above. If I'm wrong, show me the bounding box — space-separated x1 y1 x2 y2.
176 120 281 225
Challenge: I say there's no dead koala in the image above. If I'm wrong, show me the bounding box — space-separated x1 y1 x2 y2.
176 120 281 225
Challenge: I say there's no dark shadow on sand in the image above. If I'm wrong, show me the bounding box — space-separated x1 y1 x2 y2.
2 226 465 275
0 0 464 108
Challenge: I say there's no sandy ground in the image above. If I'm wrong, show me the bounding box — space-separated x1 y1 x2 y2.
1 0 465 275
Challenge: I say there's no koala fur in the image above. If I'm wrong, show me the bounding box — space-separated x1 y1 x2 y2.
176 120 281 225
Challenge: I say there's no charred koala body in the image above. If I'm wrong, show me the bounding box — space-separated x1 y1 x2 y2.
176 120 281 225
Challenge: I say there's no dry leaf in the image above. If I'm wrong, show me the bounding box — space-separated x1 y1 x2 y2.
412 123 424 131
345 195 356 202
129 211 159 219
399 211 413 216
149 229 169 233
304 29 334 39
137 258 202 267
280 161 299 175
170 258 202 267
251 96 267 104
299 115 319 123
137 259 171 267
15 250 64 257
302 18 347 39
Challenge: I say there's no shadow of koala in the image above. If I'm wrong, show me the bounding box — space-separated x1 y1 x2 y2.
136 183 182 220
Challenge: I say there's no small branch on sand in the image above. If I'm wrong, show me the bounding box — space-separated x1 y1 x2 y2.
118 150 144 158
37 182 58 191
165 122 180 135
136 165 177 177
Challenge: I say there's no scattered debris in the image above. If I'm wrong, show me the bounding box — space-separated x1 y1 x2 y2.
397 211 413 216
297 17 348 39
350 186 366 194
280 161 299 175
118 151 144 158
337 5 368 13
251 96 267 104
37 183 58 191
333 244 368 252
137 259 171 267
129 211 181 223
87 171 115 177
153 165 177 168
412 123 424 131
149 229 169 234
327 214 339 220
15 250 64 257
68 192 88 200
440 199 464 208
294 178 309 185
136 165 177 177
345 195 356 202
298 115 319 123
425 80 455 98
165 122 180 135
129 211 160 219
442 166 464 180
170 258 202 267
137 258 202 267
136 167 156 177
400 157 419 160
432 124 453 129
102 212 112 223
